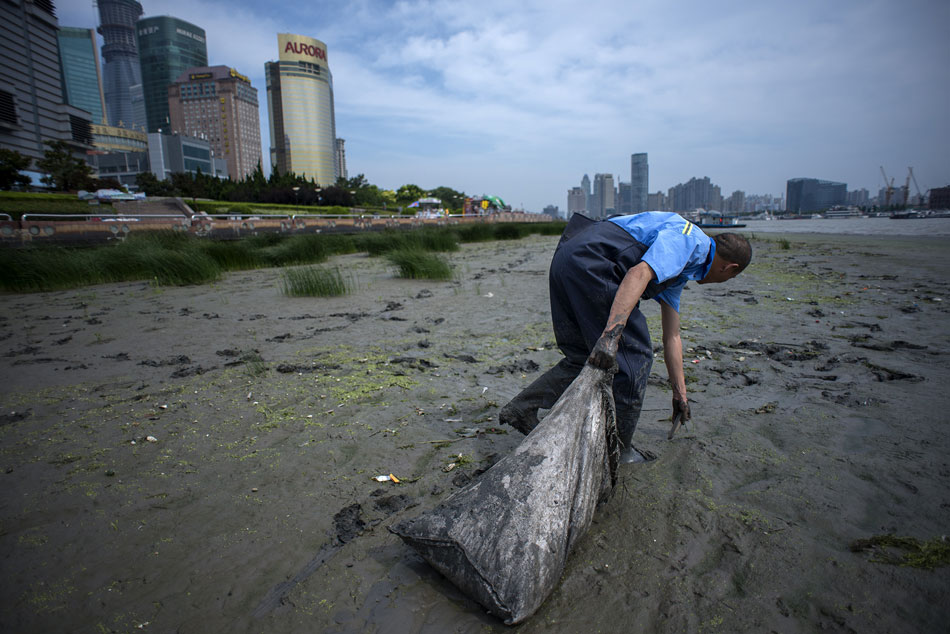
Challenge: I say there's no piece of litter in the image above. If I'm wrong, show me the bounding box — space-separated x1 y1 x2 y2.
484 292 494 298
481 387 488 395
251 487 258 492
389 473 401 483
146 435 157 443
444 418 462 423
443 463 457 472
374 475 391 482
158 404 168 410
786 297 794 301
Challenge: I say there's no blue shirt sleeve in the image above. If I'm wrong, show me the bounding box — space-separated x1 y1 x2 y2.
654 279 686 312
640 230 703 283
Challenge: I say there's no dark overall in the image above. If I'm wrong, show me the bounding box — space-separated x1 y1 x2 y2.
503 215 677 448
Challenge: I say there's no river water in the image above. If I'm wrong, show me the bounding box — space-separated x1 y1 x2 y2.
738 216 950 237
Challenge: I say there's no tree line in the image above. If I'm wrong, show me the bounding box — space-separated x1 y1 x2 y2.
0 143 469 214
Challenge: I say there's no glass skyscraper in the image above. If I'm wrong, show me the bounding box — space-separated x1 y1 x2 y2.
57 27 106 125
265 33 338 185
136 16 208 133
97 0 143 129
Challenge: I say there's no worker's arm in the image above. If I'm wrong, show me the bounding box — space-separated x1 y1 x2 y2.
660 301 691 421
588 261 656 369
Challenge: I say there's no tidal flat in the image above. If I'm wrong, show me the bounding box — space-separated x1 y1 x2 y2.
1 231 948 633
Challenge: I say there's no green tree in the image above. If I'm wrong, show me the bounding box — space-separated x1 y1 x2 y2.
396 183 426 205
0 148 32 190
135 171 175 196
36 140 93 191
430 186 466 212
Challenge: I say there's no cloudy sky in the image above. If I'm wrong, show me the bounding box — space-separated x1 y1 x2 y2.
60 0 949 211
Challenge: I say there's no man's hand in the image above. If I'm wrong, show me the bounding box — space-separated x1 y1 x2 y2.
668 397 691 439
672 397 691 422
587 325 622 370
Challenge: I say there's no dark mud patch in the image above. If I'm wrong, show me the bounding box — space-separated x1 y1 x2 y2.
139 355 191 367
487 359 540 374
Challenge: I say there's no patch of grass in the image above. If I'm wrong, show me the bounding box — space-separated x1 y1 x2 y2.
281 266 350 297
0 222 554 292
355 228 459 256
493 223 531 240
199 239 264 270
850 534 950 570
387 248 454 280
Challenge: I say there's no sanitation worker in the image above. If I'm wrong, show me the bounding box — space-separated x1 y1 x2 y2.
499 212 752 463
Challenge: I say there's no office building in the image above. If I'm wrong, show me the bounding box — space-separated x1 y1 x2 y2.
581 174 591 212
87 150 149 187
168 66 262 180
97 0 144 129
265 33 338 185
91 123 147 153
137 16 208 133
567 186 586 215
57 27 106 125
335 138 347 181
617 181 633 214
542 204 560 219
786 178 847 213
592 173 615 219
631 153 648 213
929 186 949 210
147 132 227 181
1 0 94 166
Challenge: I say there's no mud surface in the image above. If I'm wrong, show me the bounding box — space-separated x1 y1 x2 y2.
1 232 949 633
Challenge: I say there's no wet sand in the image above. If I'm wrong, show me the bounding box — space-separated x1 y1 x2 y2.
1 231 948 633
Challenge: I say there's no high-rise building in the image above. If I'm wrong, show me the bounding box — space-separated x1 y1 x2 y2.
617 181 633 214
542 204 560 219
265 33 338 184
567 186 586 215
592 173 615 219
725 190 745 213
136 16 208 133
786 178 846 213
168 66 262 180
335 138 347 181
848 188 869 207
57 27 106 125
630 153 648 213
668 176 722 212
581 174 591 212
97 0 143 129
647 191 666 211
1 0 94 165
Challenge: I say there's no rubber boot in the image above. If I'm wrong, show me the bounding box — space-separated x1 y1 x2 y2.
499 358 581 434
616 401 656 464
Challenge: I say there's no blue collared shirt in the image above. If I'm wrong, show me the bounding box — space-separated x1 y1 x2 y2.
607 212 715 312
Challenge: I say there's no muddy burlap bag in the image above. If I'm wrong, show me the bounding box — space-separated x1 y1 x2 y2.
390 364 620 624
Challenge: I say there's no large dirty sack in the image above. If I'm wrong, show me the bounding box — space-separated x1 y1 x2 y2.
390 364 620 624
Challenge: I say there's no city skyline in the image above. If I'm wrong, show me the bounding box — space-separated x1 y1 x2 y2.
58 0 949 212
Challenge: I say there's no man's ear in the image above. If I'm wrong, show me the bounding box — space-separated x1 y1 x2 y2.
722 261 740 275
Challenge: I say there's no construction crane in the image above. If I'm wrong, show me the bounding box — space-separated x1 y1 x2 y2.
880 166 895 206
908 167 924 207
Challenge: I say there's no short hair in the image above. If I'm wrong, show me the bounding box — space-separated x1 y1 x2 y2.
713 233 752 271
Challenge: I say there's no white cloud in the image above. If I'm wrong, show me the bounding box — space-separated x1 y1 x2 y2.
56 0 950 208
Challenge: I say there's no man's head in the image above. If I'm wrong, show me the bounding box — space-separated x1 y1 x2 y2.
699 232 752 284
